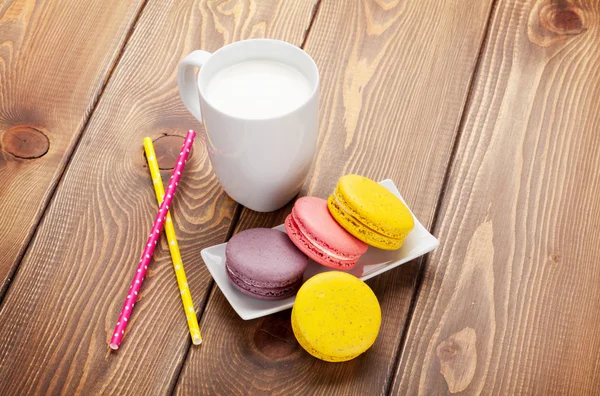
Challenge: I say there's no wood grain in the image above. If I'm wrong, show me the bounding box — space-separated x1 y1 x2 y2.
393 0 600 394
175 0 496 394
0 0 317 394
0 0 146 295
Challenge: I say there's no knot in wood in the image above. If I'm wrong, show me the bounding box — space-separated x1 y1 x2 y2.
436 327 477 393
540 2 584 35
438 343 458 360
529 0 586 47
1 126 50 159
253 314 299 359
150 135 187 170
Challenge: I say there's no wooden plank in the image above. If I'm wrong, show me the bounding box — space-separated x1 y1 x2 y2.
0 0 317 394
175 0 496 394
0 0 146 294
393 0 600 394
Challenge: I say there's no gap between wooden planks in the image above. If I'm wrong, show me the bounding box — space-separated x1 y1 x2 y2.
394 0 600 394
174 0 497 394
0 0 317 394
0 0 148 300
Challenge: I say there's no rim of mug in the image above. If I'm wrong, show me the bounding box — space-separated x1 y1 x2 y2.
196 38 320 122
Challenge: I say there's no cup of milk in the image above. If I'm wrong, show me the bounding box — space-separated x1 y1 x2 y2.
178 39 319 212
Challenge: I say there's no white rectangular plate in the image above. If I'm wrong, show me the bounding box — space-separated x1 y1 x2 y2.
201 179 439 320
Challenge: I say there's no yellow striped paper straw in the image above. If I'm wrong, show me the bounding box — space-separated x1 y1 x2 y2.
143 137 202 345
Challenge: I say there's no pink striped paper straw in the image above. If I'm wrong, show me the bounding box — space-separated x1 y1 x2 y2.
110 130 196 350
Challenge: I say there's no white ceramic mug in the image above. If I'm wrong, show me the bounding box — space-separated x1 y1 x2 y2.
178 39 319 212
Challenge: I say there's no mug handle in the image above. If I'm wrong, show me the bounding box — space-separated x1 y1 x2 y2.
178 50 212 122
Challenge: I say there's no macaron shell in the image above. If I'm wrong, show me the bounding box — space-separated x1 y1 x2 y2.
334 175 414 239
292 197 368 257
291 313 361 362
227 267 302 300
226 260 304 291
226 228 307 286
328 195 403 250
292 272 381 362
225 228 308 299
285 214 358 269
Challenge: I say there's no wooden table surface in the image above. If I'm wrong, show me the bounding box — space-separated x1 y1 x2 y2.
0 0 598 394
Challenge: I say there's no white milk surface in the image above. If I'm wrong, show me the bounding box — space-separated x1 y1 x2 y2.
205 60 312 119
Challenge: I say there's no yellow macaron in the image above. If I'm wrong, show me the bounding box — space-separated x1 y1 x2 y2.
291 272 381 362
328 174 414 250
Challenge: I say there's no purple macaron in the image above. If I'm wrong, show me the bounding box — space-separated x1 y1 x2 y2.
225 228 308 300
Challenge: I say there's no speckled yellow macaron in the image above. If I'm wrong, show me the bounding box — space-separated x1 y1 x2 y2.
291 272 381 362
328 174 414 250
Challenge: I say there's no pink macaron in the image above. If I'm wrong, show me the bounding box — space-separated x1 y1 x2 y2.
285 197 368 269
